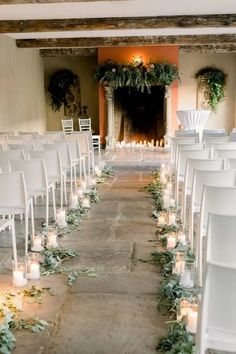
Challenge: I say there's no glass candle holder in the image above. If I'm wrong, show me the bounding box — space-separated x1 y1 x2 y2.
94 166 102 177
56 209 67 228
77 187 84 199
69 193 79 209
80 180 87 193
31 233 44 252
157 212 166 226
177 231 187 246
180 261 196 289
13 258 27 287
186 303 198 334
177 298 192 322
88 177 96 187
167 233 176 250
168 212 176 225
172 251 185 275
27 252 41 280
81 197 90 209
47 226 58 248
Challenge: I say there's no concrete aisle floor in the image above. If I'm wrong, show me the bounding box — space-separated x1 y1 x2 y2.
0 150 169 354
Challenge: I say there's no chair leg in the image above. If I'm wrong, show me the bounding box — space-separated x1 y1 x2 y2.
70 167 73 193
10 219 18 266
82 159 86 181
30 200 35 236
60 176 63 209
73 165 77 191
46 191 49 227
63 174 68 204
25 208 29 256
51 186 57 220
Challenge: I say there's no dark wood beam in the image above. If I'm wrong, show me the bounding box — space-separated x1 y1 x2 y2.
40 47 97 56
16 34 236 48
1 14 236 33
180 44 236 53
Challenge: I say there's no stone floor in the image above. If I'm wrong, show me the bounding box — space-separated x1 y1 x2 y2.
0 149 170 354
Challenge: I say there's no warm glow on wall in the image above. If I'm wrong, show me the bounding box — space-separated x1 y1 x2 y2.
131 55 143 66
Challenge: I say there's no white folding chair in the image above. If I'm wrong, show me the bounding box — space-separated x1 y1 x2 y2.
190 170 236 251
175 142 204 172
8 142 35 152
78 118 92 131
215 148 236 160
204 136 229 148
10 160 56 227
0 150 25 172
0 171 34 255
229 132 236 142
182 158 224 224
198 185 236 286
61 119 73 135
228 157 236 170
29 150 66 209
175 149 211 207
196 264 236 354
64 136 87 180
202 128 226 138
206 213 236 268
170 137 198 167
175 129 197 137
72 131 92 176
18 132 39 139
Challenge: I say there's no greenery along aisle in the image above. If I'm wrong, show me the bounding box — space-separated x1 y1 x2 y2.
143 166 199 354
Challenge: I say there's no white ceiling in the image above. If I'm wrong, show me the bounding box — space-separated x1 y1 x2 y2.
1 0 236 42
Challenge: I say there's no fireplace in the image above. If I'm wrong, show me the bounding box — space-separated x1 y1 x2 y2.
114 86 166 143
104 85 172 149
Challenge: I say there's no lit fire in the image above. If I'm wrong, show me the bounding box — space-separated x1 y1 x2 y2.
115 138 165 148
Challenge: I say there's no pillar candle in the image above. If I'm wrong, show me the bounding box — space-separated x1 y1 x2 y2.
187 309 198 334
167 235 176 249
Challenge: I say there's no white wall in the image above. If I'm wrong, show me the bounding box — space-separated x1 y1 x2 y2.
178 52 236 132
0 35 46 133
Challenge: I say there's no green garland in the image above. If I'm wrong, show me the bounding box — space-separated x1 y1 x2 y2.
95 60 179 92
195 66 226 112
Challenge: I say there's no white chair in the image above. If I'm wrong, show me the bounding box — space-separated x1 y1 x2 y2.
78 118 92 131
170 137 198 166
175 129 197 137
8 142 35 152
175 148 211 207
204 136 229 148
61 119 73 135
206 213 236 268
0 150 25 172
64 136 87 180
196 264 236 354
0 171 34 255
18 131 39 139
215 148 236 160
0 218 17 266
198 185 236 286
203 128 226 137
29 150 66 209
182 158 224 224
190 170 236 250
229 132 236 142
72 131 92 176
11 134 33 141
228 157 236 170
175 142 204 172
10 160 56 227
37 134 59 141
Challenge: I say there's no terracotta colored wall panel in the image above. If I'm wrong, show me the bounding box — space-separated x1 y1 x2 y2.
98 46 179 143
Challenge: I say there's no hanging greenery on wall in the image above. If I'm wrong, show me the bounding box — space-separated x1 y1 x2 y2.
95 59 179 92
48 69 80 112
195 66 226 112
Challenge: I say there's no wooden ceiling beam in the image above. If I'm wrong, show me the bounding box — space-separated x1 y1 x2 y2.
180 44 236 53
40 47 97 56
1 14 236 33
16 34 236 48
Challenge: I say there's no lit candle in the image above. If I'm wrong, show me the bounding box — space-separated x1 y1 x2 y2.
47 233 58 248
161 163 166 170
13 271 27 287
82 197 90 209
95 166 102 177
167 235 176 249
167 182 172 193
31 235 44 252
160 172 167 184
57 209 67 228
179 299 192 319
174 260 185 275
28 263 40 280
180 270 194 288
169 213 176 225
157 216 166 225
88 177 96 187
156 140 159 147
77 188 84 198
187 308 198 334
80 181 87 193
70 194 78 209
151 139 154 147
170 198 175 208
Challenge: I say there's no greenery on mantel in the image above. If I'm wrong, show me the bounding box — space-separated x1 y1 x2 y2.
95 59 179 92
195 66 226 112
48 69 79 111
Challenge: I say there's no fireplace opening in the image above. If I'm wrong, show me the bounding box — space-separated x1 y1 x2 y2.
114 86 166 143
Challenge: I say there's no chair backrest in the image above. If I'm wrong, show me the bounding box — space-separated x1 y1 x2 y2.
28 139 50 151
197 264 236 351
64 137 80 161
171 136 198 165
18 131 39 139
74 132 90 155
10 159 48 192
203 128 226 137
177 148 211 178
229 132 236 142
215 148 236 159
175 142 204 171
207 213 236 268
8 143 35 152
61 119 73 135
0 171 27 209
204 136 229 148
184 158 224 195
175 129 197 137
200 185 236 235
228 157 236 170
192 170 236 215
11 134 32 141
78 118 91 131
37 134 59 141
0 150 25 172
44 141 72 169
28 150 62 178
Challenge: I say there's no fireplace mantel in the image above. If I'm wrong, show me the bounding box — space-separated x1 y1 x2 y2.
104 85 172 149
